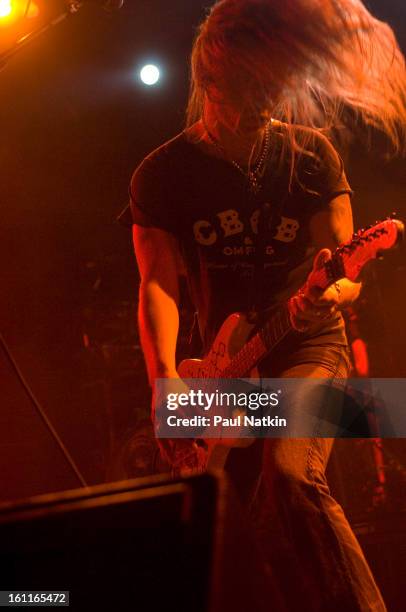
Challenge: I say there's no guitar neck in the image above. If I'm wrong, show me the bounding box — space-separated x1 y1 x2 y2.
222 305 292 378
217 217 403 379
221 263 334 377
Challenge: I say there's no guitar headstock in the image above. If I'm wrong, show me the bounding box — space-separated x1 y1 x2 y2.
327 217 404 283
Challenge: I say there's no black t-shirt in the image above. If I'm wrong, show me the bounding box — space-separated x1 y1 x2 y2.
121 124 352 352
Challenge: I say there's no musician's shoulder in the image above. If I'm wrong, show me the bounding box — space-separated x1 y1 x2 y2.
129 132 193 188
274 121 334 150
143 130 191 165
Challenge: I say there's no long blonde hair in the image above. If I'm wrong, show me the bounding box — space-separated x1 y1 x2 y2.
187 0 406 164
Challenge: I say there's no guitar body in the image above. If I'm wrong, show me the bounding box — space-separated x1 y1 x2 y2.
178 312 257 378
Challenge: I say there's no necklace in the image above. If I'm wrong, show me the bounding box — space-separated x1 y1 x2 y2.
203 119 271 194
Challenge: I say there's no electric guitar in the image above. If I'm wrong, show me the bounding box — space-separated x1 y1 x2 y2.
176 217 403 471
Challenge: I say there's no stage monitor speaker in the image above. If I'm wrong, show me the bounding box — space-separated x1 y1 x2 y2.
0 474 218 612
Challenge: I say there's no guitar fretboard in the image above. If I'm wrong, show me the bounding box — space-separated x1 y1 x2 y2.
216 218 402 379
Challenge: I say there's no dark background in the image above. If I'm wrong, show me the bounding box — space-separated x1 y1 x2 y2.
0 1 405 501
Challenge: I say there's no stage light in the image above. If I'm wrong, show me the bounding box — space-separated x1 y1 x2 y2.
140 64 160 86
0 0 12 19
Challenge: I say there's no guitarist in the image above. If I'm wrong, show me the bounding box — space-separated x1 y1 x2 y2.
125 1 405 610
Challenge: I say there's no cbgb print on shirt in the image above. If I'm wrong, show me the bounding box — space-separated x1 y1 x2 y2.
193 206 300 261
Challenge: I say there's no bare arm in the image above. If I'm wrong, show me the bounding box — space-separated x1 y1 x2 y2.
309 193 361 305
133 225 205 470
133 225 184 384
290 194 361 329
309 193 353 249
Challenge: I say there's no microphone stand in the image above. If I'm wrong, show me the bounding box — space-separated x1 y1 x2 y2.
0 2 80 70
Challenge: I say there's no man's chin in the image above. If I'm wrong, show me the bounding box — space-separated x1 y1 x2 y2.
236 122 266 136
237 114 270 134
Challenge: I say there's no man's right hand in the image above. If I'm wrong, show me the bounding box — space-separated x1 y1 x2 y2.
151 373 208 477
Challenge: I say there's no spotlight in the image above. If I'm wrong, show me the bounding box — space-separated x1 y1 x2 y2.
140 64 160 86
0 0 12 19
